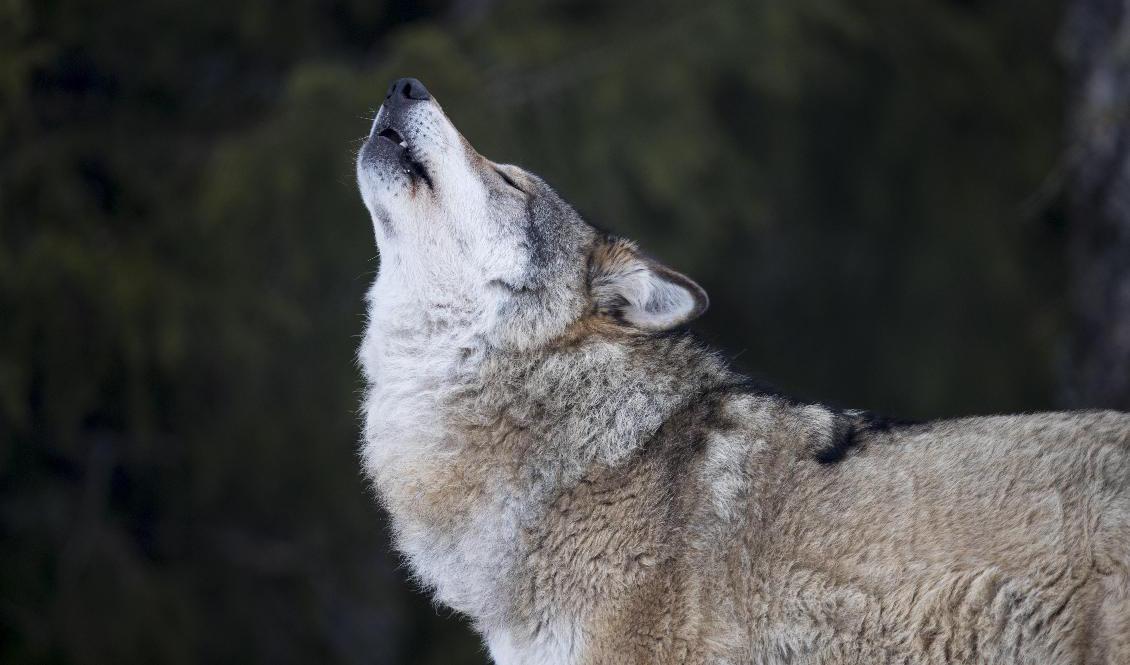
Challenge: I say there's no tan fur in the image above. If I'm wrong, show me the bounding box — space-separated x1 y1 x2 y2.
570 405 1130 664
378 315 1130 663
355 82 1130 664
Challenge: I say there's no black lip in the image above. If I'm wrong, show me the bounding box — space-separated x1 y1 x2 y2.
368 112 433 189
377 126 404 147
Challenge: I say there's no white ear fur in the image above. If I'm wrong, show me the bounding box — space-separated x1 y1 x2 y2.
591 240 708 331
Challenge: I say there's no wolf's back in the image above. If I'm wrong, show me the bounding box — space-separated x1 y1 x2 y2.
734 409 1130 664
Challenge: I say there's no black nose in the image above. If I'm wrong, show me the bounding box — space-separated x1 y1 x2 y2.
385 77 430 104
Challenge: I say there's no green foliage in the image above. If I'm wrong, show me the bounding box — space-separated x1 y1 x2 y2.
1 0 1066 662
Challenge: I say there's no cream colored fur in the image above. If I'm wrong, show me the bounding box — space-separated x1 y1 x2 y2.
355 83 1130 664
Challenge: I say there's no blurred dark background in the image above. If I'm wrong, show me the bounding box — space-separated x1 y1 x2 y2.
3 0 1129 663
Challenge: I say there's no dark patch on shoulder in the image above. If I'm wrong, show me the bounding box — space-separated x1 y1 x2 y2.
638 378 762 474
813 411 919 464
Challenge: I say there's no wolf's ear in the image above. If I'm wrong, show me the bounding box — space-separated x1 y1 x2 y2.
589 238 709 331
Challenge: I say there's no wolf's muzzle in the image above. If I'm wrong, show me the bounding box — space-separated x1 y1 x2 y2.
362 77 435 189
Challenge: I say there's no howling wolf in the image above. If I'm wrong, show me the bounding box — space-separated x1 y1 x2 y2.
355 78 1130 664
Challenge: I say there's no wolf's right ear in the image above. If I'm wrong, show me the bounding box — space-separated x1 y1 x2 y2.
589 238 709 331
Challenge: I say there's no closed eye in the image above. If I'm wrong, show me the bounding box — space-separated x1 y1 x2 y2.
496 169 524 194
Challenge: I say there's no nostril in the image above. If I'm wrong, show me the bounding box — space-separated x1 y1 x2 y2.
384 78 432 105
399 77 430 101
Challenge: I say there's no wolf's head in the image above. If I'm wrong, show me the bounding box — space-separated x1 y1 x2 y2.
357 78 708 349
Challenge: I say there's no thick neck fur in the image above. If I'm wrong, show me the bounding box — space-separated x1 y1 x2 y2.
359 265 736 645
356 92 1130 665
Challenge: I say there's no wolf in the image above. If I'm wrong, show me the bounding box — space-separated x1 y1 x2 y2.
355 78 1130 664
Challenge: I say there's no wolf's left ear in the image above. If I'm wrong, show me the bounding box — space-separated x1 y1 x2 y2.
589 238 709 331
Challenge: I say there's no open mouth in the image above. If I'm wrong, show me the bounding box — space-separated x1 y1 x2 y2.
377 127 408 149
373 125 433 188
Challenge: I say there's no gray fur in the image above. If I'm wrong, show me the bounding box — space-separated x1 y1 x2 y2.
356 84 1130 664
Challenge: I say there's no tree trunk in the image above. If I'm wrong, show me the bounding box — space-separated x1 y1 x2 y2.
1062 0 1130 410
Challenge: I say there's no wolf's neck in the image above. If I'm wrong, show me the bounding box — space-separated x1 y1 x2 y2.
359 282 732 631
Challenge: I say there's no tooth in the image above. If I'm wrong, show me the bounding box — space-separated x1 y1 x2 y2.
399 141 407 148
